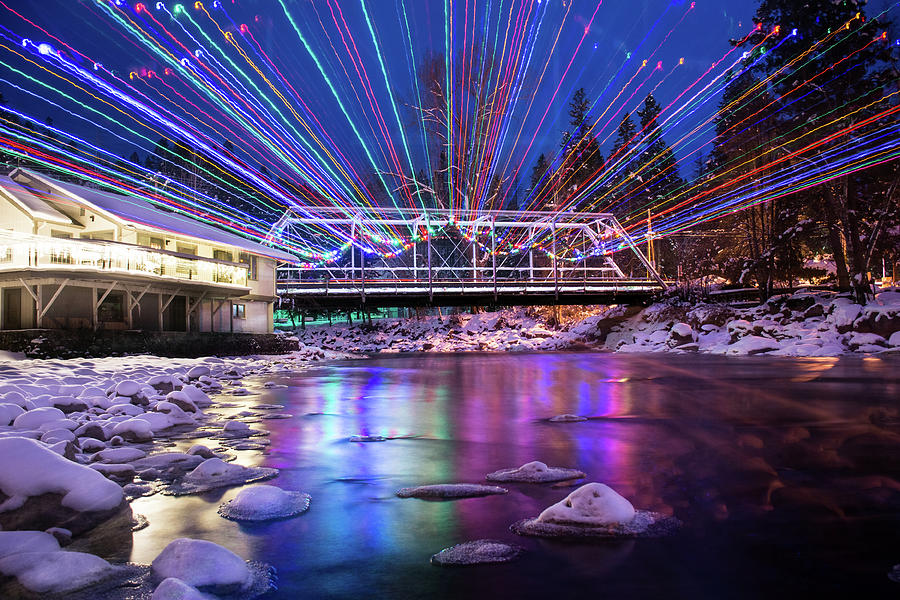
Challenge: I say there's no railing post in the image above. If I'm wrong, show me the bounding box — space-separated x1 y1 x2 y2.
360 246 366 306
552 219 558 302
426 213 433 303
491 218 497 302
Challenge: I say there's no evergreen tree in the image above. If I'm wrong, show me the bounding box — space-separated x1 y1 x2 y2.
607 112 638 219
744 0 896 300
559 88 604 210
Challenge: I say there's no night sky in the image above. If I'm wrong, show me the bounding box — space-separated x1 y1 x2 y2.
0 1 762 192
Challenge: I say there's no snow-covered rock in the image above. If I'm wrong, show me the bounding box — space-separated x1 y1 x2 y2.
0 531 60 558
485 461 586 483
151 538 250 594
0 550 120 595
430 540 523 566
396 483 507 499
218 485 310 521
172 458 278 495
152 577 216 600
549 414 587 423
13 406 66 430
536 482 635 525
0 437 124 529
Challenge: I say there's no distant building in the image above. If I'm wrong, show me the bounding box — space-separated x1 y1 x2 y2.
0 168 295 333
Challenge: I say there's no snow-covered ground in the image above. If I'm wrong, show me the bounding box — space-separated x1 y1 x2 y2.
292 289 900 357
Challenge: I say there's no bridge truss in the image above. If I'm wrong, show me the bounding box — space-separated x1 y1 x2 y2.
274 208 667 308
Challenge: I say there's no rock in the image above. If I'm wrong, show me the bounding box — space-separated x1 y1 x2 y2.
152 577 214 600
13 406 66 430
0 550 121 595
74 422 108 441
114 380 142 397
803 304 825 319
112 418 154 442
151 538 251 594
486 461 586 483
537 482 635 525
0 437 126 535
549 414 587 423
218 485 311 521
186 445 217 459
430 540 523 566
93 447 147 464
667 322 694 347
0 403 25 426
396 484 508 499
186 366 211 381
0 531 61 558
170 458 278 495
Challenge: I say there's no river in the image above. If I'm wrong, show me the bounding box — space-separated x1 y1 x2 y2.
129 352 900 599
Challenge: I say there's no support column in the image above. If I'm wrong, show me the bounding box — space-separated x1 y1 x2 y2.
158 293 163 331
229 300 234 333
360 247 366 306
125 288 133 330
36 284 42 329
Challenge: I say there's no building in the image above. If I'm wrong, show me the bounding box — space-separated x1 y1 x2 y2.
0 168 296 334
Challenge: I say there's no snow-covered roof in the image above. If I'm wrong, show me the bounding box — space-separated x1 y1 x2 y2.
9 169 297 263
0 174 73 225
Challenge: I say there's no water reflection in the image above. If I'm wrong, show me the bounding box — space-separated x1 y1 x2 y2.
130 353 900 599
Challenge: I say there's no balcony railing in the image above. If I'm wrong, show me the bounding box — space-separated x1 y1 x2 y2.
0 231 249 288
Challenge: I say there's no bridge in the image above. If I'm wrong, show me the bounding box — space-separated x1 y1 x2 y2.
273 208 667 310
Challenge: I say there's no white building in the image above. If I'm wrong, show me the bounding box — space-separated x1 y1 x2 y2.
0 168 295 334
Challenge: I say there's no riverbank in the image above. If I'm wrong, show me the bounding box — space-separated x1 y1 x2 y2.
292 289 900 357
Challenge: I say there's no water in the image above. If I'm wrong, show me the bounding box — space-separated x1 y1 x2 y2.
130 353 900 599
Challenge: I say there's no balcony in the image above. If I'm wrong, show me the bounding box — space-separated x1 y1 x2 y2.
0 231 249 289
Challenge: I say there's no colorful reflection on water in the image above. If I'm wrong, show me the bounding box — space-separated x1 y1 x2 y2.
130 353 900 599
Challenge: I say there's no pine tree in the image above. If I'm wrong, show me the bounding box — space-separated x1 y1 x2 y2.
744 0 897 300
560 88 604 210
607 112 638 218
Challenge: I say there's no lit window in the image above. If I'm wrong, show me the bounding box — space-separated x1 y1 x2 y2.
232 303 246 319
239 252 258 280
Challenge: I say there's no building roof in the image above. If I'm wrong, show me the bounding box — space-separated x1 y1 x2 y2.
10 169 297 263
0 174 74 225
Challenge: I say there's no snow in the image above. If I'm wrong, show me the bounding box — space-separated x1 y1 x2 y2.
536 482 635 525
152 577 216 600
12 406 66 429
430 540 524 566
93 447 147 464
0 550 120 594
549 414 587 422
151 538 251 593
396 483 508 499
485 461 586 483
173 458 278 495
218 485 311 521
114 380 142 397
0 436 123 512
0 530 60 558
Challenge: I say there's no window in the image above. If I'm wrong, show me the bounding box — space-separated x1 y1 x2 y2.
213 249 233 262
51 230 73 239
97 292 124 322
138 233 165 249
81 231 114 241
232 303 246 319
176 243 197 256
239 252 258 280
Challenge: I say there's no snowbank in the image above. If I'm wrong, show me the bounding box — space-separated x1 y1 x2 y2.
485 461 585 483
397 483 508 499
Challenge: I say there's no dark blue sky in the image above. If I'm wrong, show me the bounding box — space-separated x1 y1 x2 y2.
0 0 769 200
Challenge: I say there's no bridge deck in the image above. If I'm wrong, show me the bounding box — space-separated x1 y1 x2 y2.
277 278 665 309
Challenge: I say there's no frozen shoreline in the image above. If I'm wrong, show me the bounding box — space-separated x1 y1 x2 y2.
290 289 900 357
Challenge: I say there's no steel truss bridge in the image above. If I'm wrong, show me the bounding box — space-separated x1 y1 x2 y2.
274 208 667 310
